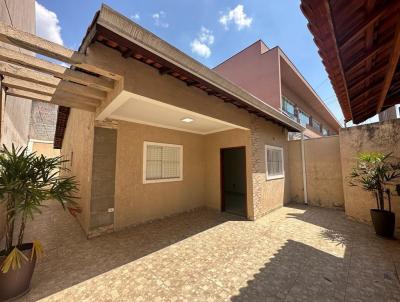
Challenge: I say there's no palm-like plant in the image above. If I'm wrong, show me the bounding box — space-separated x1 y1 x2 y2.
0 144 80 273
349 152 400 211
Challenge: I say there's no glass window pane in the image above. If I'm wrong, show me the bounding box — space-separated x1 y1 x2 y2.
266 147 283 177
145 144 182 181
299 111 310 126
282 97 296 120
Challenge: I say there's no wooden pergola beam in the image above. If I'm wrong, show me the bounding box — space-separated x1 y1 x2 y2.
57 81 106 100
2 76 54 95
0 47 113 91
0 62 106 100
6 88 96 112
2 76 101 107
0 61 60 86
376 18 400 112
0 22 120 80
6 88 51 102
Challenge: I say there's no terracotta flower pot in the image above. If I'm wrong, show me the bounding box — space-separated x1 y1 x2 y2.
370 209 395 238
0 243 36 301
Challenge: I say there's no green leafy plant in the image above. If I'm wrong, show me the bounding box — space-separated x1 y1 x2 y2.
349 152 400 211
0 144 80 273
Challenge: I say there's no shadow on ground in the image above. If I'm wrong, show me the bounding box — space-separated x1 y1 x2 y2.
10 201 243 301
230 204 400 301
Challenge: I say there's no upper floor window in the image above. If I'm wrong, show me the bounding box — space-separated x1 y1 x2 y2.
299 111 310 127
282 96 296 120
322 128 329 136
313 119 321 132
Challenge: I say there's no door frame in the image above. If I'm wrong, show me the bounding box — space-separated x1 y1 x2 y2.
220 146 248 218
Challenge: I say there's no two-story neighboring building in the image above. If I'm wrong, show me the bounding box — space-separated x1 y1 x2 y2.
214 40 341 139
379 105 400 122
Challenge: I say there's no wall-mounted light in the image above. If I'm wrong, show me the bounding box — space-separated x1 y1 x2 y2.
181 117 194 123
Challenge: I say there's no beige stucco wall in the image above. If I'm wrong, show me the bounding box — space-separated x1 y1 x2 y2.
288 136 344 208
61 109 95 234
340 120 400 231
31 141 60 158
87 44 255 130
0 0 35 241
250 118 290 218
73 42 296 230
204 129 253 217
114 121 206 230
0 0 35 149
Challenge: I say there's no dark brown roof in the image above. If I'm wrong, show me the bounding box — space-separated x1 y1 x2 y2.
53 106 70 149
301 0 400 124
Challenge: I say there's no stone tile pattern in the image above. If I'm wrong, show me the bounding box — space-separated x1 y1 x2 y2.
29 102 58 141
10 202 400 302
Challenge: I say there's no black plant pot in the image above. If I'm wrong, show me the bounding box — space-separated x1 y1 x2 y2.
370 209 395 238
0 243 36 301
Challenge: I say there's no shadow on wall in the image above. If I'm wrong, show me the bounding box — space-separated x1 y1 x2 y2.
232 204 400 301
18 201 245 301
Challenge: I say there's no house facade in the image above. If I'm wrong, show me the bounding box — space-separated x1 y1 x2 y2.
213 41 341 139
54 5 305 237
379 105 400 122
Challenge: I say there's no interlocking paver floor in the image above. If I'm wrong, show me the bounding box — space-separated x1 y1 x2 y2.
15 202 400 301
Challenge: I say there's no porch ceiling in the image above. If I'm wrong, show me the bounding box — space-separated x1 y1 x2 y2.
99 91 246 135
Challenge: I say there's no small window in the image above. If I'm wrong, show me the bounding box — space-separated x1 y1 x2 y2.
313 119 321 132
143 142 183 184
322 128 328 136
265 145 284 180
299 111 310 126
282 96 296 120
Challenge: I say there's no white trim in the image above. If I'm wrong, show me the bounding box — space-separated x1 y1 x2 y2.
110 114 235 135
96 90 131 121
143 141 183 184
265 145 285 180
301 133 308 204
28 139 53 144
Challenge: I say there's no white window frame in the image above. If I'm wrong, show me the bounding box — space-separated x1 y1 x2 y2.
265 145 285 180
143 141 183 184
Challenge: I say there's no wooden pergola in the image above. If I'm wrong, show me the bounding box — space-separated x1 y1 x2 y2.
301 0 400 124
0 22 120 112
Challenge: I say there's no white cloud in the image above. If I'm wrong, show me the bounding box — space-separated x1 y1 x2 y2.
152 11 169 28
219 4 252 30
130 13 140 21
35 1 63 45
190 39 211 58
198 26 214 45
190 27 214 58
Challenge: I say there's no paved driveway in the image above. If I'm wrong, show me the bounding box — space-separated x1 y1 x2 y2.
16 202 400 301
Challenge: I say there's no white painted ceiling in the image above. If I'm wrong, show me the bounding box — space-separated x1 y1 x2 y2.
108 93 242 135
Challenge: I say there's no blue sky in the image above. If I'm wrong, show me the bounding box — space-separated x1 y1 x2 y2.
35 0 378 126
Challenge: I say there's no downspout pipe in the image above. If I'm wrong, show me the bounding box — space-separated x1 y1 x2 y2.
301 132 308 205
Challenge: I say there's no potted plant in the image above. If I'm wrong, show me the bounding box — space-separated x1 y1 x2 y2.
349 152 400 238
0 145 80 301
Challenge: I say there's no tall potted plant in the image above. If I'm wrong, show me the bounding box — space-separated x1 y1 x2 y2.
0 145 80 301
349 152 400 238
